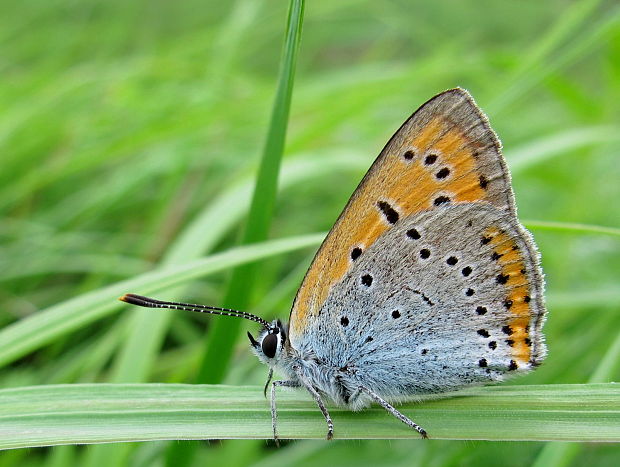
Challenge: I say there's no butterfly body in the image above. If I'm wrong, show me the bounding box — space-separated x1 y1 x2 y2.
121 88 546 442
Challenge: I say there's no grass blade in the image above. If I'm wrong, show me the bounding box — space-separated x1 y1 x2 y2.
523 220 620 237
197 0 306 384
0 383 617 450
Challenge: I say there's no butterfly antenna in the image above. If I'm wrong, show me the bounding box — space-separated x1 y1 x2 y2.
119 293 270 328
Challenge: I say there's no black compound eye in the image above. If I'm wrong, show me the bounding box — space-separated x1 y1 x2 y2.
261 333 278 358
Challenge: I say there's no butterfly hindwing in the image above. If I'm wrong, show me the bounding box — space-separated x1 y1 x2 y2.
289 88 519 341
293 203 546 393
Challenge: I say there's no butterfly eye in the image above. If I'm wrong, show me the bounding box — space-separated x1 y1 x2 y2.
261 333 278 358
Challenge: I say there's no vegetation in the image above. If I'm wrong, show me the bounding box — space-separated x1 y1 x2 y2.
1 0 619 465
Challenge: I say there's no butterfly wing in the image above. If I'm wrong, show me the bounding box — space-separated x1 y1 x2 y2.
289 88 525 340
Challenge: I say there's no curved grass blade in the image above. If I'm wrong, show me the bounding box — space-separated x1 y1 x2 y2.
0 233 324 369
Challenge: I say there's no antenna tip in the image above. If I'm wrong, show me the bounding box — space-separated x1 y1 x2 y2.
118 293 147 306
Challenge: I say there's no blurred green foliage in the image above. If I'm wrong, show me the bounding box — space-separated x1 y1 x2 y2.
1 0 619 465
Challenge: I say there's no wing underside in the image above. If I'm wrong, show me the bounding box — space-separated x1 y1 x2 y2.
287 89 546 391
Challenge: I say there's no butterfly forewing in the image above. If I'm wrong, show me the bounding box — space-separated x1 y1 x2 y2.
289 88 525 342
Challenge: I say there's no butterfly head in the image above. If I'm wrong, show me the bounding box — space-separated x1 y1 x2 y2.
247 319 287 365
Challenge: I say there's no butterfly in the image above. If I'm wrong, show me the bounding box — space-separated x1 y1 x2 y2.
121 88 547 442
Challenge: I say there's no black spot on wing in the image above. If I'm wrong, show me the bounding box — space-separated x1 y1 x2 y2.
496 273 510 284
436 167 450 179
424 154 438 165
406 228 421 239
361 274 373 287
377 201 399 224
434 196 450 206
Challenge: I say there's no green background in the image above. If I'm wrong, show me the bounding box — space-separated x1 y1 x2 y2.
1 0 619 465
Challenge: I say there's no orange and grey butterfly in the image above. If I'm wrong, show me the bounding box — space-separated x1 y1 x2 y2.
288 88 545 370
120 88 547 441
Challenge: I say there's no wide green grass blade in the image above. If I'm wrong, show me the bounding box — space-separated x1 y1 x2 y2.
0 383 617 450
197 0 306 384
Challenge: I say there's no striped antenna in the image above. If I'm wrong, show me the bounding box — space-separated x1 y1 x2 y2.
119 293 270 328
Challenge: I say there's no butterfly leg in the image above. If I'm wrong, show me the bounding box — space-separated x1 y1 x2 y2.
271 379 300 446
358 385 428 438
294 370 335 440
263 368 274 397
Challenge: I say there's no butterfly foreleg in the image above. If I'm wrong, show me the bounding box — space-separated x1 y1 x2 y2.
271 379 300 446
358 385 428 438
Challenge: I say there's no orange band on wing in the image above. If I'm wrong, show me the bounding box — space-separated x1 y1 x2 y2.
483 227 534 366
290 114 498 338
